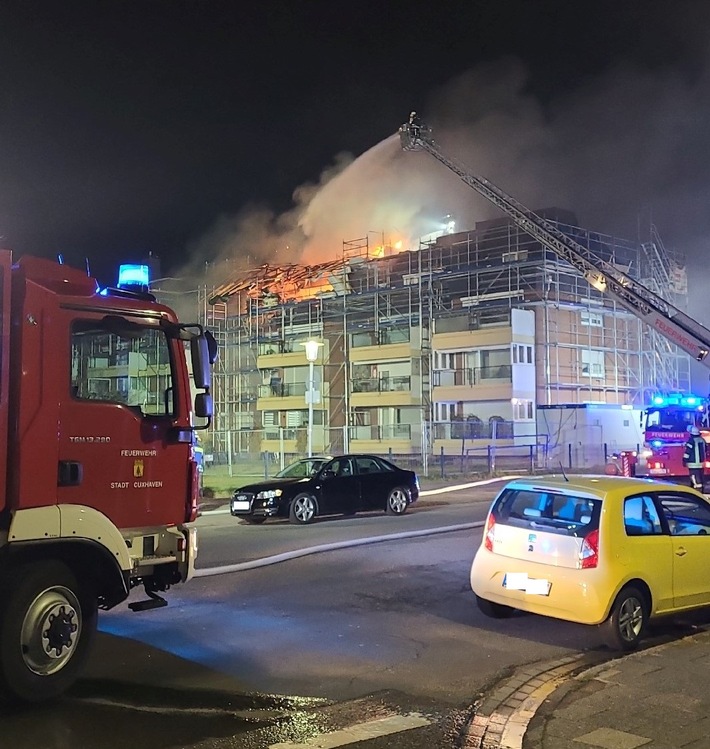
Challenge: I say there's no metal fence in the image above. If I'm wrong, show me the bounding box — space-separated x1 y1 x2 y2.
202 426 620 481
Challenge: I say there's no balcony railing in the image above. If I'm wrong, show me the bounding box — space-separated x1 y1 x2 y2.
433 420 514 440
350 424 412 440
432 365 512 387
351 329 411 348
352 376 411 393
258 382 307 398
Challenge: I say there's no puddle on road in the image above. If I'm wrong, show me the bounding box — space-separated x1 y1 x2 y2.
1 679 335 749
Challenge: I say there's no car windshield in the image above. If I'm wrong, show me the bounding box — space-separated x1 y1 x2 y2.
275 459 327 478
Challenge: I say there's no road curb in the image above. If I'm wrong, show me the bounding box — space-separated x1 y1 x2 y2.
460 653 606 749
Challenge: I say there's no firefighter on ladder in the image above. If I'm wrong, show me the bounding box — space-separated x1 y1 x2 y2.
682 425 707 491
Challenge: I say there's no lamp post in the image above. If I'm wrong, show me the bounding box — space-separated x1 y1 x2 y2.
302 339 322 457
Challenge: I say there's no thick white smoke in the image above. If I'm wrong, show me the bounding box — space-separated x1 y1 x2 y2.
186 39 710 328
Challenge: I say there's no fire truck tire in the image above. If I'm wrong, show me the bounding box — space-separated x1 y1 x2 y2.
0 560 97 703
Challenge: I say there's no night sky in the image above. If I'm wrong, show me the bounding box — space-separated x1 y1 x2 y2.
2 1 710 289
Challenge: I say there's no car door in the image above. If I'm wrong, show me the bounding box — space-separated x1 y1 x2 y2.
318 457 360 515
354 456 392 510
655 491 710 610
619 494 674 613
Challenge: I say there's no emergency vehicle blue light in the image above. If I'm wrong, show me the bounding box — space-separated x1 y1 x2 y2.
684 396 698 406
651 440 663 448
652 396 665 405
117 264 150 289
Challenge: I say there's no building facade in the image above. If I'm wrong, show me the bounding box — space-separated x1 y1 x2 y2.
196 213 689 469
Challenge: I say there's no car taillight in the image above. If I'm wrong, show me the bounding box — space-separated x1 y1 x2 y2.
484 513 496 551
579 528 599 569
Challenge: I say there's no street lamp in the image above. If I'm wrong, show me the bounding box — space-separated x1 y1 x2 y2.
302 339 323 457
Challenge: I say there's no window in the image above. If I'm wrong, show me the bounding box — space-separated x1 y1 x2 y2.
354 456 383 474
512 399 534 420
581 309 603 327
71 320 173 416
493 488 600 536
656 492 710 536
623 495 663 536
435 402 460 421
581 349 605 378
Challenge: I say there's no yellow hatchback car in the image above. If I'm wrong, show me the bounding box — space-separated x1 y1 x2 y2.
470 474 710 650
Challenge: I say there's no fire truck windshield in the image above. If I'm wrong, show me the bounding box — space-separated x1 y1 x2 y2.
645 408 700 432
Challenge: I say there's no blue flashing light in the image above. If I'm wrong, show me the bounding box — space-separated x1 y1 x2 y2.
648 393 707 409
117 264 150 289
651 440 663 448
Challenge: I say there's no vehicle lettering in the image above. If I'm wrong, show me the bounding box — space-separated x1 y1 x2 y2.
110 480 164 489
70 436 111 443
121 449 157 457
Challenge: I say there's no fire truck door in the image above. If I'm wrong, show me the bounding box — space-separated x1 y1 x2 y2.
58 314 190 528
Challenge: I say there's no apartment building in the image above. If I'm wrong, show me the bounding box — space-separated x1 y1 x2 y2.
198 213 689 462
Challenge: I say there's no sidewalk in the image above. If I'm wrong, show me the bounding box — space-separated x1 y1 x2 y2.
526 627 710 749
464 625 710 749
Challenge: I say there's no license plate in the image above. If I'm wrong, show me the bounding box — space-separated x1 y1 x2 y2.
649 468 668 475
503 572 551 596
231 499 251 512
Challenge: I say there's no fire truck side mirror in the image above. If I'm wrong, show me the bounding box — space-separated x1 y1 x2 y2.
190 331 217 390
194 392 213 419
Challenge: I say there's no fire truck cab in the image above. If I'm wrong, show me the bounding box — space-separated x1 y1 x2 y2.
632 393 710 480
0 253 216 703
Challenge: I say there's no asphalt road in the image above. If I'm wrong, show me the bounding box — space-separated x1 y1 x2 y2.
0 482 615 749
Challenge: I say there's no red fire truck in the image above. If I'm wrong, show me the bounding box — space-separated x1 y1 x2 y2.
619 393 710 480
0 252 215 702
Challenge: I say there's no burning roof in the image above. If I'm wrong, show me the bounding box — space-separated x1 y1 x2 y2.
208 257 353 306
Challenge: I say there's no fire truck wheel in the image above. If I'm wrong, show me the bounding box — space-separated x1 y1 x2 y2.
0 560 97 703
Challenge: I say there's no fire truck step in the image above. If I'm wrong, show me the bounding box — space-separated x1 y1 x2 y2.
128 595 168 612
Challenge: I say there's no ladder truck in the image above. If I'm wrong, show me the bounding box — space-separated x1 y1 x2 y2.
399 112 710 482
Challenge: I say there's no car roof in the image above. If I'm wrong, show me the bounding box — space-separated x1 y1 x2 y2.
503 474 705 500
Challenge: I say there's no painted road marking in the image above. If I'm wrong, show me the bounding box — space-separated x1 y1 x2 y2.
268 712 432 748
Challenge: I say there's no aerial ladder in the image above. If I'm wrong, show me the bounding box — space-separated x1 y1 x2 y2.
399 113 710 367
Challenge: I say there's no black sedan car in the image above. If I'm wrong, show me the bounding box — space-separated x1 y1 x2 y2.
230 454 419 524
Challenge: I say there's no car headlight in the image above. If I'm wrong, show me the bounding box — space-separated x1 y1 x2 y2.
256 489 283 500
640 449 653 459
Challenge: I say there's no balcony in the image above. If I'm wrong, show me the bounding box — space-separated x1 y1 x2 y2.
350 376 418 407
348 424 414 454
352 375 411 393
432 420 514 441
433 366 512 387
257 381 311 410
433 365 512 402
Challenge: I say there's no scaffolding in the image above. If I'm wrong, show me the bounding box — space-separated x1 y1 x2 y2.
198 212 690 463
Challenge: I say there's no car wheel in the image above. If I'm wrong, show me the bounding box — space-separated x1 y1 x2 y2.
385 487 410 515
476 594 515 619
289 494 317 524
601 585 648 651
244 517 266 525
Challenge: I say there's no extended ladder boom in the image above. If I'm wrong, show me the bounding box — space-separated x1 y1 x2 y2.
400 114 710 366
